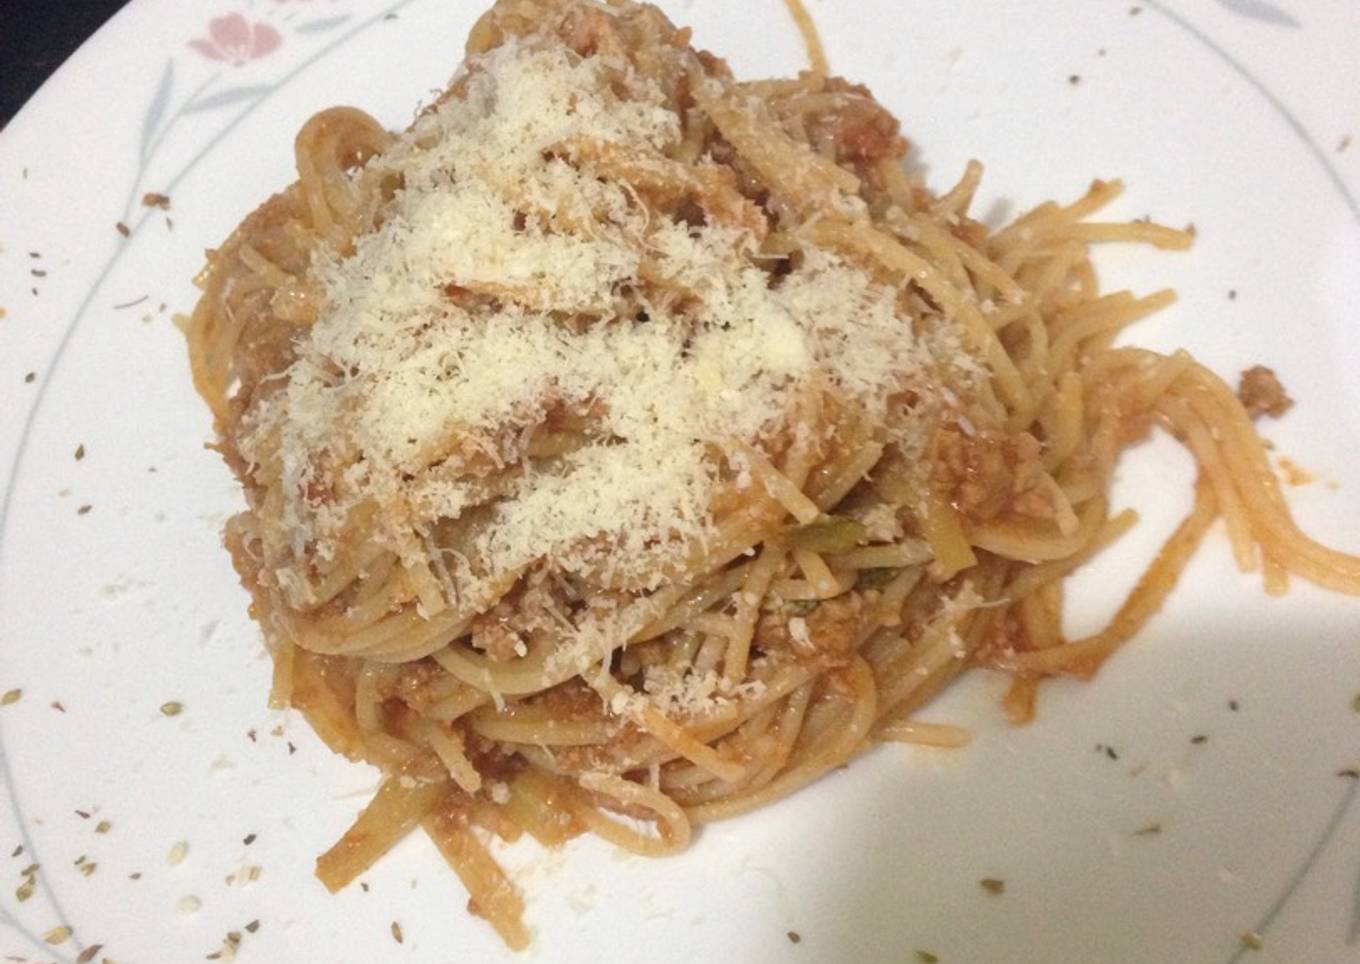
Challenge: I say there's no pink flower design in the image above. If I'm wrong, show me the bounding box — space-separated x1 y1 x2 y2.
188 14 283 66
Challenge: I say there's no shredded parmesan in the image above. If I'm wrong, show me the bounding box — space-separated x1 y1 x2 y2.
249 35 966 619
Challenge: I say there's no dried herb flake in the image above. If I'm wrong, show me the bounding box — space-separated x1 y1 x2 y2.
167 841 189 865
42 925 71 945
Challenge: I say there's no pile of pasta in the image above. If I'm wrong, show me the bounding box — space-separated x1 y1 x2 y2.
183 0 1360 948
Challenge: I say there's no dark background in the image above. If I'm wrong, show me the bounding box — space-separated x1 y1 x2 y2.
1 0 128 128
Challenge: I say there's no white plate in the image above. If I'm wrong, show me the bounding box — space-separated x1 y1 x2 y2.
2 1 1359 961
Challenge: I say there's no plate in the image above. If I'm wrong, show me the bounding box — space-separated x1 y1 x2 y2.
2 1 1358 961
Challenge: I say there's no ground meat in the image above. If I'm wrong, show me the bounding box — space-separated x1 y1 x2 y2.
1009 485 1058 521
1237 365 1293 419
755 592 868 663
470 600 528 662
392 660 443 703
976 605 1027 662
560 4 618 56
834 108 905 163
523 678 603 722
930 424 1045 523
467 564 580 663
807 77 909 168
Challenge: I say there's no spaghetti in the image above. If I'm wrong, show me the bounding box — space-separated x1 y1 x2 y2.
182 0 1360 948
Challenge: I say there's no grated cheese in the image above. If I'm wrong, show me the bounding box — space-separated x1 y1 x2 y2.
608 663 765 721
250 33 969 635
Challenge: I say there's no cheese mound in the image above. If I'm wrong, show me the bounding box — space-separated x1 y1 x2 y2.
244 37 961 607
